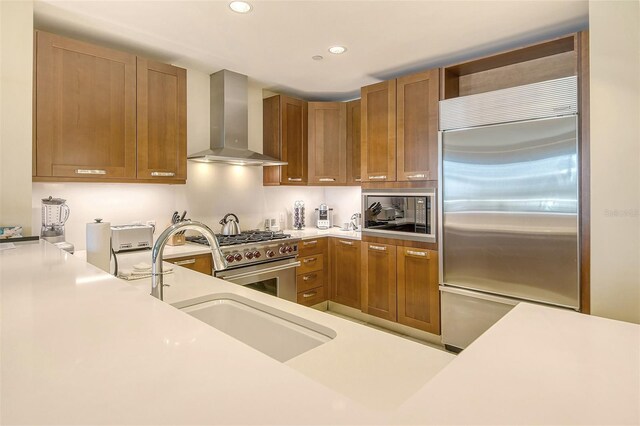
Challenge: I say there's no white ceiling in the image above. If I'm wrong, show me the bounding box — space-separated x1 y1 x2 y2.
34 0 588 101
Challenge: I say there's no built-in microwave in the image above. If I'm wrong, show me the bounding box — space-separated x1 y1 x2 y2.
362 188 436 243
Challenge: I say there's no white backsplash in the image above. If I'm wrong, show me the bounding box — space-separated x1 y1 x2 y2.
32 166 361 250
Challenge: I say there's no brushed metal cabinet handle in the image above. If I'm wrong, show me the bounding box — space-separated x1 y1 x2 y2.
339 240 354 246
174 259 196 266
76 169 106 175
355 178 362 182
288 177 302 182
369 245 387 251
407 250 429 259
303 274 317 281
406 173 426 179
302 291 317 298
151 171 176 177
319 178 336 182
368 175 387 180
303 257 317 263
303 240 317 246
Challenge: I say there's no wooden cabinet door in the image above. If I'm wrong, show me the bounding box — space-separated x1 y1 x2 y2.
397 70 439 182
137 58 187 182
361 242 397 321
166 254 213 275
397 247 440 334
262 96 282 185
35 31 137 179
308 102 346 185
329 238 361 309
361 80 396 182
280 96 308 185
346 99 362 185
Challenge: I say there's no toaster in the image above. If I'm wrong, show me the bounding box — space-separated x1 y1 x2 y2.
111 224 154 252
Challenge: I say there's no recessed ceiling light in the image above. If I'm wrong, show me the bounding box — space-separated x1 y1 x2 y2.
328 46 347 54
312 55 324 61
229 1 252 13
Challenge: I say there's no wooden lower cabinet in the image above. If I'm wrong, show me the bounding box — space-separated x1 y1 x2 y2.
396 247 440 334
296 238 328 307
166 254 212 275
361 242 397 321
329 238 361 309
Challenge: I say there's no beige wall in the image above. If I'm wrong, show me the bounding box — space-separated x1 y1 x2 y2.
589 0 640 323
0 0 33 234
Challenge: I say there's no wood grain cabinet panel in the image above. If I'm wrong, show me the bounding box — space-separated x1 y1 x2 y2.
35 31 137 179
361 242 397 321
396 247 440 334
262 95 308 185
346 99 362 185
329 238 361 309
396 70 439 182
166 254 213 276
308 102 346 185
136 58 187 181
361 80 396 182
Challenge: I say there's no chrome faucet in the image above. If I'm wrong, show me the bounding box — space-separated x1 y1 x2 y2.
151 220 227 300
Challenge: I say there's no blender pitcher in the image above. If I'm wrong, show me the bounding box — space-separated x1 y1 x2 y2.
41 196 70 243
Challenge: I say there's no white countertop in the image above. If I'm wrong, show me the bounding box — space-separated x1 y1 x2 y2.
2 241 638 425
283 227 361 240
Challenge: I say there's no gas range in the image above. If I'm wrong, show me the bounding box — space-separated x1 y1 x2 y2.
186 230 300 268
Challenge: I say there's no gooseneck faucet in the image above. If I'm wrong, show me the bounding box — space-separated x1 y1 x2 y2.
151 220 227 300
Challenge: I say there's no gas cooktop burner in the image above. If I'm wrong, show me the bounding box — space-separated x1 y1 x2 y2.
187 230 292 247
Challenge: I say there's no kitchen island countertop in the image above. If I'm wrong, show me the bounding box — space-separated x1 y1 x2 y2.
2 241 638 425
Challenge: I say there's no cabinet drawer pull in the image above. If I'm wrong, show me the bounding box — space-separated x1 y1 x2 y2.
76 169 106 175
339 240 354 246
319 178 336 182
303 274 317 281
406 173 426 179
151 171 176 177
288 177 302 182
174 259 196 266
407 250 429 259
369 245 387 251
355 178 362 182
303 257 317 263
368 175 387 180
302 291 317 298
303 240 318 246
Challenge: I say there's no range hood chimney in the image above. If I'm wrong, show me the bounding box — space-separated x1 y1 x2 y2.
187 69 286 166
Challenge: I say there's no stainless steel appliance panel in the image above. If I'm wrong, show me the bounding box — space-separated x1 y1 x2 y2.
216 258 300 302
441 115 579 308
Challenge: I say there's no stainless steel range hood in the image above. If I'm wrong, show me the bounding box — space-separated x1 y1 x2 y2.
187 69 286 166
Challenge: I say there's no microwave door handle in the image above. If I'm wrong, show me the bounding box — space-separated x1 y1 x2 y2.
221 261 301 281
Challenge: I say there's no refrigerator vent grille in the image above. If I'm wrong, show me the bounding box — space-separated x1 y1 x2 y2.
439 76 578 131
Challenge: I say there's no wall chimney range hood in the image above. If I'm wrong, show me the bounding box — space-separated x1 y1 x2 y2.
187 69 286 166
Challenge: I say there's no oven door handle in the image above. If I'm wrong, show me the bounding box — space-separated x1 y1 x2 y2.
220 261 301 281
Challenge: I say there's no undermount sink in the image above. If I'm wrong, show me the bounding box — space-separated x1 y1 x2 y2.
180 293 336 362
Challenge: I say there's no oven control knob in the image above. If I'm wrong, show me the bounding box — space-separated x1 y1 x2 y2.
234 253 243 262
286 246 293 253
253 251 261 259
225 254 235 263
279 246 287 254
244 251 254 260
266 250 275 258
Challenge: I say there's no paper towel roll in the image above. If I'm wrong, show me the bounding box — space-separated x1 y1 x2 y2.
86 219 111 273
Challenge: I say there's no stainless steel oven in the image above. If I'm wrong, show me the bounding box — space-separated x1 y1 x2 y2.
216 257 300 302
362 188 436 242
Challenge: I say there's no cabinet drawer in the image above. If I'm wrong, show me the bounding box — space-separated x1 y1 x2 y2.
298 238 327 257
297 253 324 275
297 286 326 307
166 254 212 275
296 269 325 293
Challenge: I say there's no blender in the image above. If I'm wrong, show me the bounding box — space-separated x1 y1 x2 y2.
41 196 74 253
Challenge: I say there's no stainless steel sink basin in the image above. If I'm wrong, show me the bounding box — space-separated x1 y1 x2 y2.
180 293 336 362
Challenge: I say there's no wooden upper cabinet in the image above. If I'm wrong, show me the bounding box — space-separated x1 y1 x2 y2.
397 70 439 182
308 102 346 185
397 247 440 334
263 95 308 185
361 241 397 321
136 58 187 181
346 99 361 185
329 238 361 309
361 80 396 182
35 31 137 179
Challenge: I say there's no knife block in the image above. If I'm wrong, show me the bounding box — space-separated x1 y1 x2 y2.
167 233 185 246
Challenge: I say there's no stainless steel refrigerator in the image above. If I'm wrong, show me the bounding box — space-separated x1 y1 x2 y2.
438 77 580 351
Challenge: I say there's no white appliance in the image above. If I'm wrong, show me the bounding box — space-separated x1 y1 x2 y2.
315 204 333 229
111 224 154 252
